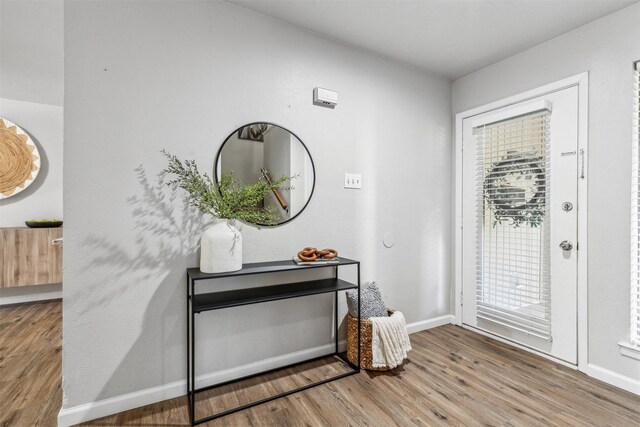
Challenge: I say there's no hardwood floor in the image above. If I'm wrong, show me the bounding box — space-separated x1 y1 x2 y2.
0 300 62 427
2 300 639 426
84 325 640 427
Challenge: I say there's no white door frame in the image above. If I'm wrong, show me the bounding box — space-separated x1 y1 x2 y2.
454 72 589 371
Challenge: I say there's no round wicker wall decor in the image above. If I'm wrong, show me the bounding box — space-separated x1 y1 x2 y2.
0 117 41 199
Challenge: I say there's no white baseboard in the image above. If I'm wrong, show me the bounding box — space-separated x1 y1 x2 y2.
0 283 62 306
57 314 452 426
58 342 340 426
406 314 455 334
57 377 186 427
585 363 640 395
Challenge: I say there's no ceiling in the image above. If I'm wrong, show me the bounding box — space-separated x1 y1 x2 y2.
226 0 637 79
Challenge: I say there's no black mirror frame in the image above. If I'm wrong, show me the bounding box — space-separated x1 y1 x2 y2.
213 121 316 227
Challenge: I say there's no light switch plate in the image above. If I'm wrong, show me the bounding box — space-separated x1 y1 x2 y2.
344 173 362 189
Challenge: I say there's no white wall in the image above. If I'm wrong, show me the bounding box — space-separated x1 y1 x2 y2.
263 126 291 218
0 0 64 225
0 0 64 107
453 3 640 384
62 0 451 416
0 0 64 304
220 136 264 184
289 134 311 216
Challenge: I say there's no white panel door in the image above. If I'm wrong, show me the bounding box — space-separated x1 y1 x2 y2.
462 86 579 364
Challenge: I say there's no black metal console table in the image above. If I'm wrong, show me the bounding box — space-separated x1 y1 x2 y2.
186 258 361 425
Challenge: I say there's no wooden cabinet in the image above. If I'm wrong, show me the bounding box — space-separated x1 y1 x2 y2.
0 227 63 288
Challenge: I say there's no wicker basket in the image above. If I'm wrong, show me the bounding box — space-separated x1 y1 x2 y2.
346 309 395 371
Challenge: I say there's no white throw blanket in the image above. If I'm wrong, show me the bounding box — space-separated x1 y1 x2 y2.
370 311 412 369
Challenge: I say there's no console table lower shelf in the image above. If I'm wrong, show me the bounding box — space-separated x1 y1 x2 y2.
186 258 361 425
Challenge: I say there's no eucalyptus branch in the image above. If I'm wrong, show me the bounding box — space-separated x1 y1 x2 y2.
161 150 294 226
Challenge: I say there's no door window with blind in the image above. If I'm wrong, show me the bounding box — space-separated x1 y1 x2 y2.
631 61 640 347
474 109 552 341
462 82 580 364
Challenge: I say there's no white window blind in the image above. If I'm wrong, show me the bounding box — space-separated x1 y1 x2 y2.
474 110 552 341
631 61 640 346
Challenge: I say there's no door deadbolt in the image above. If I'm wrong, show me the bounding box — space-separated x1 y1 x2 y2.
562 202 573 212
559 240 573 251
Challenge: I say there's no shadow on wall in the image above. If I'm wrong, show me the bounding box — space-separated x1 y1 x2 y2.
76 166 204 400
76 166 204 316
70 163 340 408
79 166 203 314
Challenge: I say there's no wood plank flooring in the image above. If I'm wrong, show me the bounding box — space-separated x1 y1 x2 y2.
2 300 639 426
0 300 62 427
83 325 640 426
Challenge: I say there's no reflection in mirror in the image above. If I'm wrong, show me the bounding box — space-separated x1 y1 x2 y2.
215 123 315 226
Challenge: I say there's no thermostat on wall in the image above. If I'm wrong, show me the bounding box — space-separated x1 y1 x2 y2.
313 87 338 108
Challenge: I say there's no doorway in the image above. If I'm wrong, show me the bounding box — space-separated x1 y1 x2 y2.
455 74 588 366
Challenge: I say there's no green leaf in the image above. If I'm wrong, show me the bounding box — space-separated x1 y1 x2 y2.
161 150 295 227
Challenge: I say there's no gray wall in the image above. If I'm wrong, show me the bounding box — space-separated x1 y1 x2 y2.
63 1 452 408
453 3 640 380
0 0 64 304
0 0 64 228
0 0 64 106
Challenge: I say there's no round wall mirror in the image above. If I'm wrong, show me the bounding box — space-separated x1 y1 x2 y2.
214 122 315 226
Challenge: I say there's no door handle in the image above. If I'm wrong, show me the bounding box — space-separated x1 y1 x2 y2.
559 240 573 251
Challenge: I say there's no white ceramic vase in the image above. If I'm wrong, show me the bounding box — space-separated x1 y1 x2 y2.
200 219 242 273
